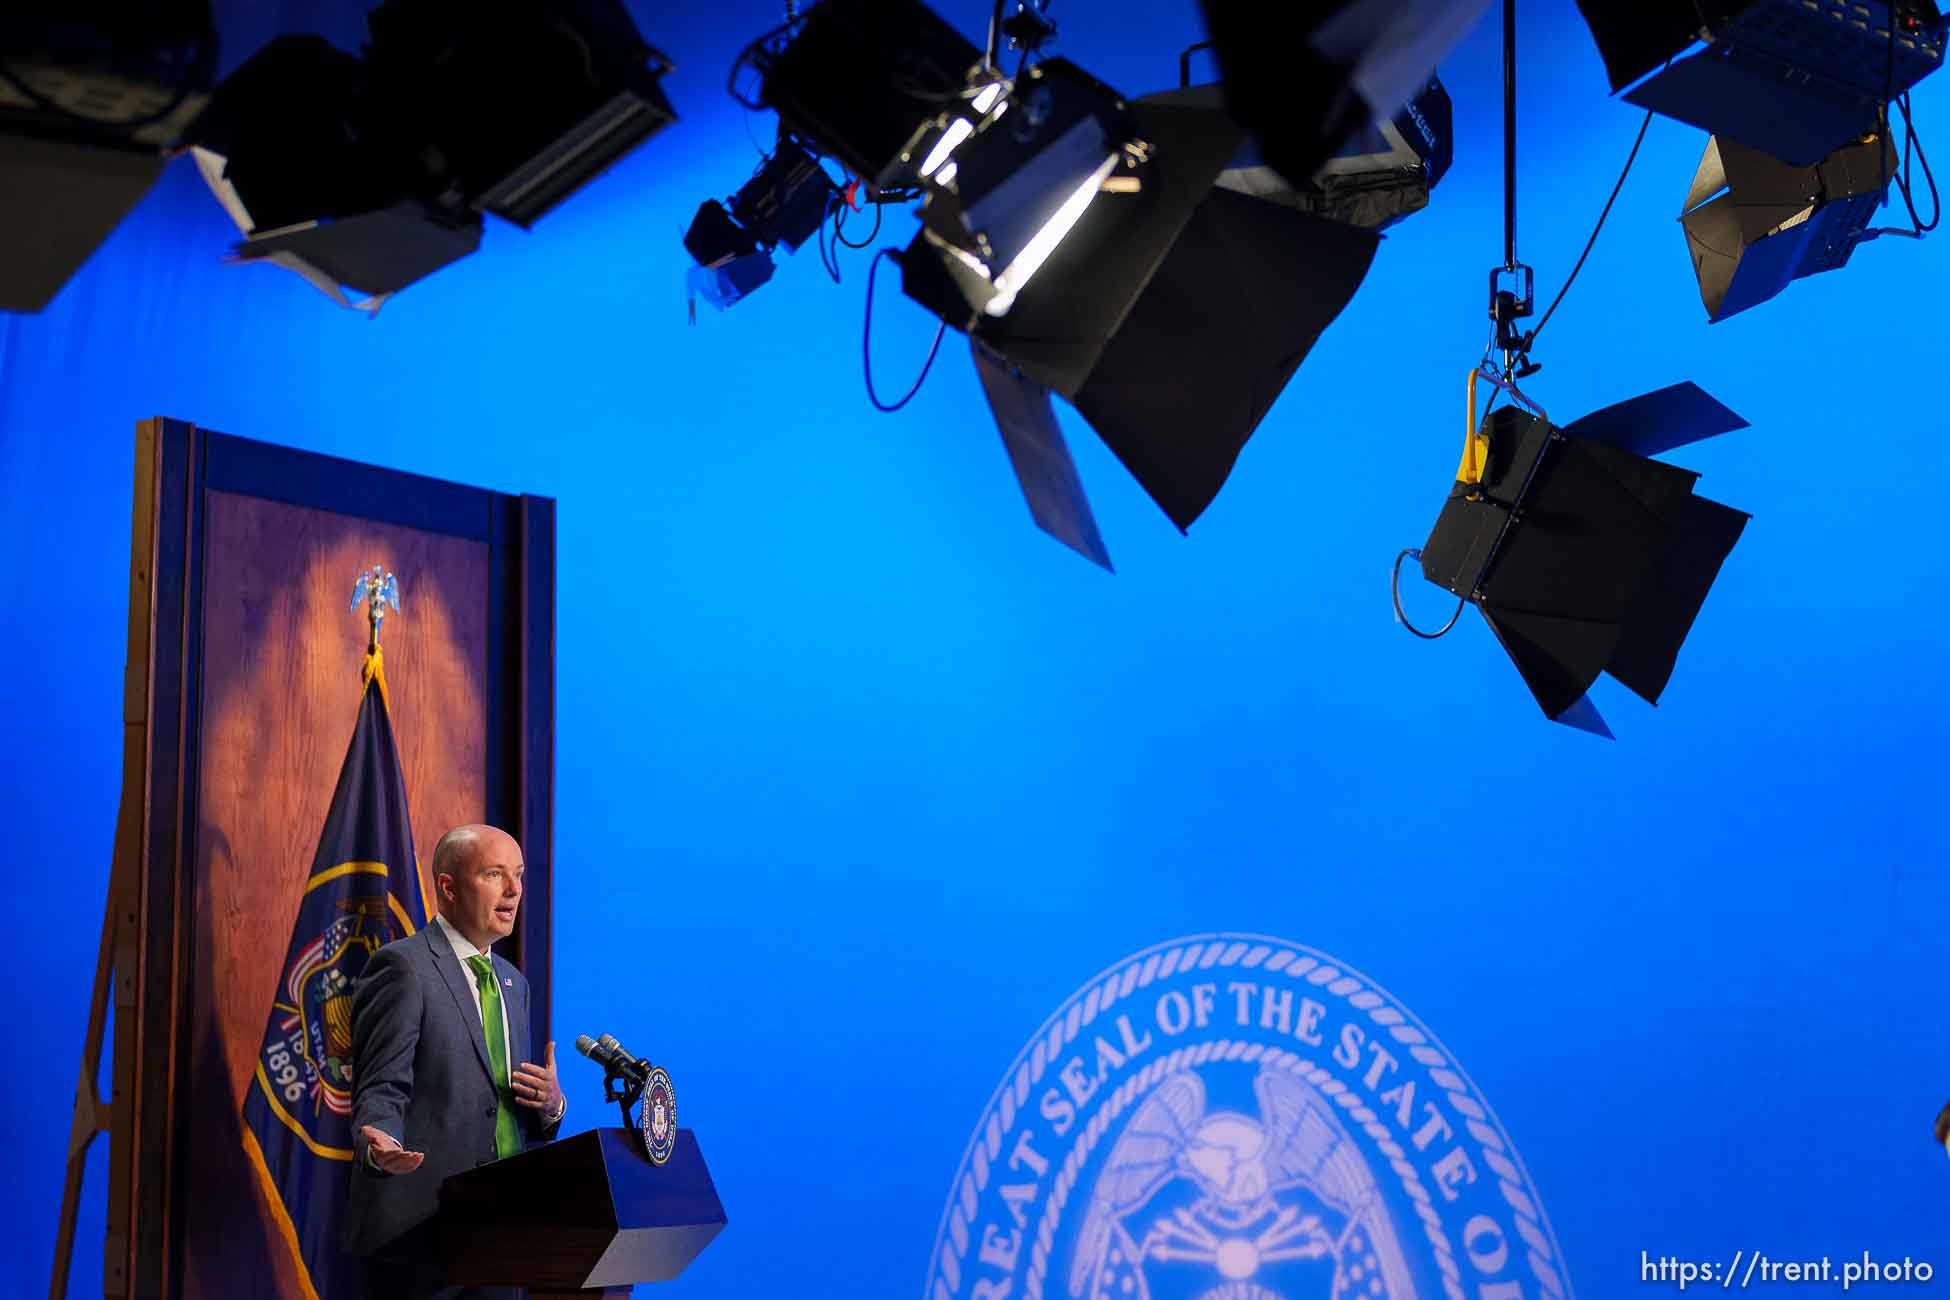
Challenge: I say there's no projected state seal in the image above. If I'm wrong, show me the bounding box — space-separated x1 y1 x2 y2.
925 935 1573 1300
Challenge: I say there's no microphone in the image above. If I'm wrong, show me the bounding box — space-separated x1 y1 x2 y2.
575 1032 652 1082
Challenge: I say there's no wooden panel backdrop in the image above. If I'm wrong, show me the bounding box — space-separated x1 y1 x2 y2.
87 419 556 1299
182 493 489 1298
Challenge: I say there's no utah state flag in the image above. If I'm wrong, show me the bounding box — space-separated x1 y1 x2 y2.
242 663 427 1300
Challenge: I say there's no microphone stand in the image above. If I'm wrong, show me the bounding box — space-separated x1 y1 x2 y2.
601 1061 648 1146
581 1034 676 1164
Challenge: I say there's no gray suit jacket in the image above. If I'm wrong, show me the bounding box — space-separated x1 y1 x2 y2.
344 921 559 1257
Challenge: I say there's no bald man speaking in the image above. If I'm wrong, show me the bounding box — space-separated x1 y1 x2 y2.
346 824 565 1299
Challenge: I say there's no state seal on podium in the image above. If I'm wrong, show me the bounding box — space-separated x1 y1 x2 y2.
641 1066 678 1166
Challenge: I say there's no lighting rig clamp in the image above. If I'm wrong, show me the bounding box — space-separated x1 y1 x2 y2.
1489 262 1539 378
999 1 1058 62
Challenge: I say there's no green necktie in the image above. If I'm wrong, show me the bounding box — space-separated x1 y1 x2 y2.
466 954 522 1160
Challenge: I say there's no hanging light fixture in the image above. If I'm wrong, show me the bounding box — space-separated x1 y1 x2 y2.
1394 0 1758 736
1574 0 1947 166
1679 131 1900 321
901 85 1381 569
1196 0 1491 190
1409 378 1752 737
181 0 677 309
913 57 1140 319
362 0 678 229
0 5 216 311
751 0 981 194
684 134 835 310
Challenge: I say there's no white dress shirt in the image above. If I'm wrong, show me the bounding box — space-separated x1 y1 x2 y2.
432 913 565 1124
434 914 515 1075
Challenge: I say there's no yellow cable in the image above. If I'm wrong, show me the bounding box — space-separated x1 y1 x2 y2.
1458 367 1490 486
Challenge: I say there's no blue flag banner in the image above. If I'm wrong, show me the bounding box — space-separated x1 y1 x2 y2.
241 658 428 1300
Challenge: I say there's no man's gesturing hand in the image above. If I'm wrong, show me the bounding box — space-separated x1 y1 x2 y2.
514 1040 564 1119
360 1125 425 1174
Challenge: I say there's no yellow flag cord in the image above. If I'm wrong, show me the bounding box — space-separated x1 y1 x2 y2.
361 644 390 713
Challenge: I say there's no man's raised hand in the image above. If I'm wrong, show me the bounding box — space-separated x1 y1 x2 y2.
514 1039 564 1119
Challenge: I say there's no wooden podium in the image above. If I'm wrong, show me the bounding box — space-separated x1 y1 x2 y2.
438 1128 726 1297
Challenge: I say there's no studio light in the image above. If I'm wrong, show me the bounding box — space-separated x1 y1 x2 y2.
1172 74 1454 232
1680 131 1897 321
362 0 678 229
0 6 215 312
1575 0 1947 166
732 139 839 253
182 0 676 309
684 135 836 310
682 198 774 311
1196 0 1490 191
914 58 1141 318
184 35 481 310
902 88 1382 569
913 78 1006 185
1413 382 1751 737
752 0 981 195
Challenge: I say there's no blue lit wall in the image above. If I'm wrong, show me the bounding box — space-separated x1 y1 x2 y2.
5 2 1947 1296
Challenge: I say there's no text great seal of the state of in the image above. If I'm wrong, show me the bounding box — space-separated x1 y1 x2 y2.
926 934 1572 1300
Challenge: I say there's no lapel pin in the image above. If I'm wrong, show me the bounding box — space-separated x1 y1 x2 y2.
504 978 512 986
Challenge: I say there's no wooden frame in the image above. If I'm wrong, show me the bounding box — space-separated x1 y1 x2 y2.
54 419 555 1298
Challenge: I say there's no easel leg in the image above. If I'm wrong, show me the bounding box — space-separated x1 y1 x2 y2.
48 793 126 1299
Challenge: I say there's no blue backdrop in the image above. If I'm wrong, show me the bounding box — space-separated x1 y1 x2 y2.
4 2 1947 1296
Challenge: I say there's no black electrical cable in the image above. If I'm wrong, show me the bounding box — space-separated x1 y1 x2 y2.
740 104 771 159
1903 94 1921 219
726 46 768 110
1392 550 1467 639
863 248 946 412
727 16 802 111
1392 380 1499 638
1897 93 1939 232
1179 39 1215 90
1883 0 1897 202
833 195 883 248
817 192 842 283
1517 104 1654 361
1014 0 1053 76
1871 11 1939 237
829 191 849 253
1868 94 1938 238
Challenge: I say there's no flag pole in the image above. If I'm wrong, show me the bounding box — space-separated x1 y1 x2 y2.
354 564 398 710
